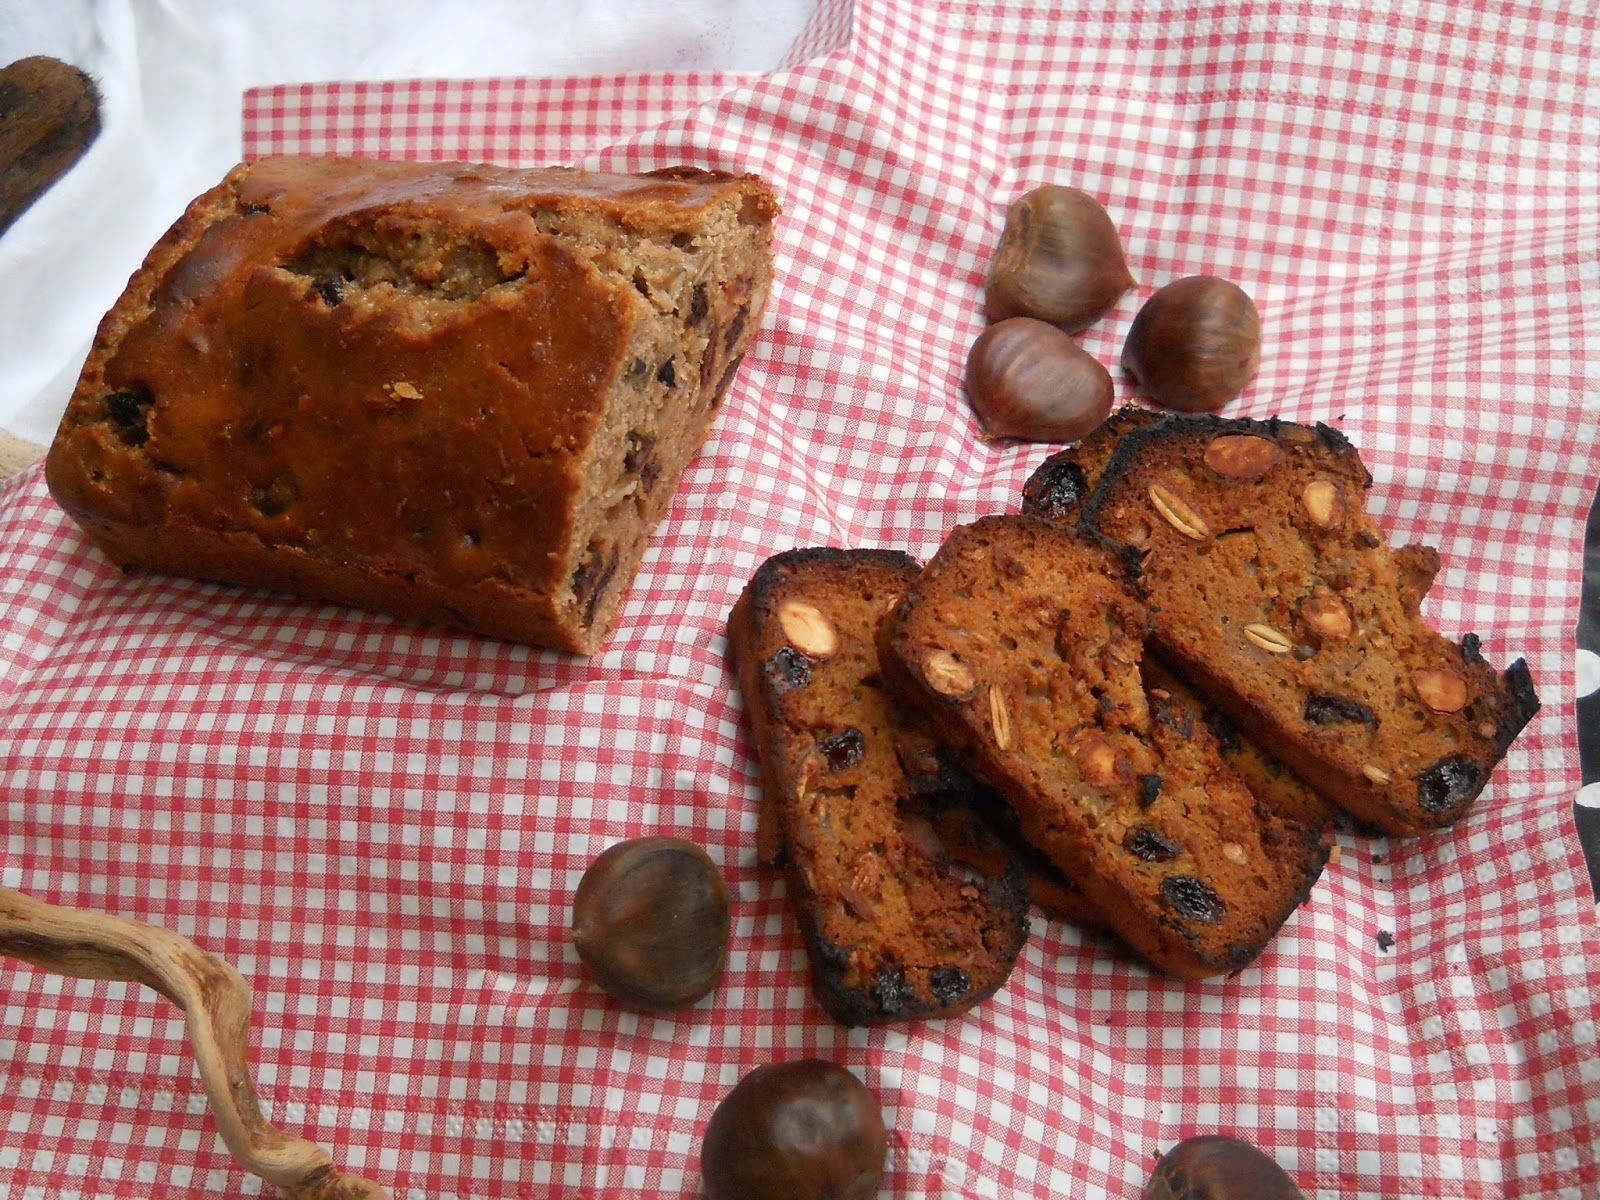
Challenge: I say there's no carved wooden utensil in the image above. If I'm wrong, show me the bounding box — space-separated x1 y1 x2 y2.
0 56 102 234
0 886 389 1199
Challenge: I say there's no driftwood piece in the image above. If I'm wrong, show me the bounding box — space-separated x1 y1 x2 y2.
0 56 103 234
0 886 389 1199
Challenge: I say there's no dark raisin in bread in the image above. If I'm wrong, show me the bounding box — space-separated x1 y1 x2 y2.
881 516 1328 979
46 156 778 654
727 547 1031 1025
1081 415 1539 835
1020 405 1163 521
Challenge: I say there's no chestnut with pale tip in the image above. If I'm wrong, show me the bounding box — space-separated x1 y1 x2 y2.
570 835 731 1012
1143 1134 1306 1200
1122 275 1261 413
965 317 1114 442
985 184 1137 331
700 1059 888 1200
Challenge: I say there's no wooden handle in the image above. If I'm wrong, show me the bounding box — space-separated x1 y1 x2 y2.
0 886 389 1200
0 56 102 234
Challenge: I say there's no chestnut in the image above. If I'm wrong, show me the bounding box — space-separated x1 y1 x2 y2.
701 1059 888 1200
1143 1135 1305 1200
965 316 1113 442
1121 275 1261 412
570 835 730 1012
985 185 1136 332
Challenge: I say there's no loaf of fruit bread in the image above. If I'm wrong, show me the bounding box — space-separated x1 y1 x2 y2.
45 156 778 654
727 547 1032 1024
880 516 1328 979
1080 414 1539 835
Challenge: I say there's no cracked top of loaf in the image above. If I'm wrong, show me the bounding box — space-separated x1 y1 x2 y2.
46 156 778 653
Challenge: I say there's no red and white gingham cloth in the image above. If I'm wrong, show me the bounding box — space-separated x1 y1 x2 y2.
3 2 1598 1196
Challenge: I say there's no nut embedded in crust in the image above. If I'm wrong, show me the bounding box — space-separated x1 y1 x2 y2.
1203 434 1281 479
1302 478 1343 528
1074 734 1121 785
1415 667 1469 713
778 600 838 659
921 649 977 698
1300 588 1354 641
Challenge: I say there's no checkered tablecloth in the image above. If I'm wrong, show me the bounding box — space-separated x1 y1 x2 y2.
3 2 1598 1196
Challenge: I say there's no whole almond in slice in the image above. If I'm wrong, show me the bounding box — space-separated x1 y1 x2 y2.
1074 734 1121 785
921 649 977 697
1361 763 1393 785
778 600 837 658
1203 434 1281 479
1302 479 1343 529
1415 667 1468 713
1300 587 1354 641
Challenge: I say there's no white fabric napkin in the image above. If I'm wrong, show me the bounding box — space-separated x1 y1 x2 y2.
0 0 818 447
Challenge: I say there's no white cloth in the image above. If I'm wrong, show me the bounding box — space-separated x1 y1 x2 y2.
0 0 817 446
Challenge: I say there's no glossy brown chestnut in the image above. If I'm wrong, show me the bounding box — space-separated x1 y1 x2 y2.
985 185 1137 332
1143 1134 1306 1200
570 835 730 1011
1121 275 1261 412
965 317 1114 442
701 1059 888 1200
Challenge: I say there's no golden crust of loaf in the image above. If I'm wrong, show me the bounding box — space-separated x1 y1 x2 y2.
1081 414 1539 835
46 156 778 654
881 516 1328 980
727 547 1031 1025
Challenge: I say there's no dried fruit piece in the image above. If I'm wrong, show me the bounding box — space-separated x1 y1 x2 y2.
1023 457 1089 520
1160 875 1227 923
1418 754 1480 813
921 649 977 697
1148 484 1210 540
818 727 865 771
1124 826 1181 862
766 646 811 691
1203 433 1280 479
779 600 838 659
985 185 1136 332
1121 276 1261 413
1415 667 1468 713
1304 693 1379 729
929 966 971 1005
